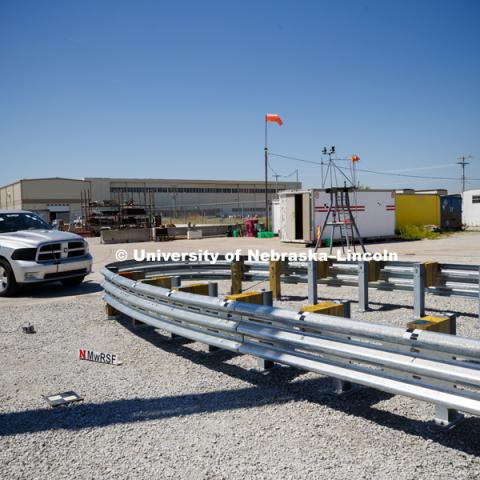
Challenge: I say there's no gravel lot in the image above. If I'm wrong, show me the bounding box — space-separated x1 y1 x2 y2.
2 234 480 479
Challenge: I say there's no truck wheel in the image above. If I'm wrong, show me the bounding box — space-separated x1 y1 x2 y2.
61 276 85 287
0 259 18 297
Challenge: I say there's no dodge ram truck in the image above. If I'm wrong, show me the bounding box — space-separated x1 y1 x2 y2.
0 210 93 296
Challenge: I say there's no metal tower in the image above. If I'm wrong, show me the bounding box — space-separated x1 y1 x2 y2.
314 147 366 254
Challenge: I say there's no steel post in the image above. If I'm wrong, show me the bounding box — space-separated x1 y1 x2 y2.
434 404 464 430
414 263 425 319
358 261 369 312
262 290 273 306
307 260 318 305
208 282 218 297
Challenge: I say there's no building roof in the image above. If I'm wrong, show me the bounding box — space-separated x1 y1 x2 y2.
84 177 298 185
0 177 88 190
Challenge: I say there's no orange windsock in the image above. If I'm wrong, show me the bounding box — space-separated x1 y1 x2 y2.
351 155 360 162
265 113 283 126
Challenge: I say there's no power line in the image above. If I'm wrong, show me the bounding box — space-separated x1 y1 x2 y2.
268 151 480 181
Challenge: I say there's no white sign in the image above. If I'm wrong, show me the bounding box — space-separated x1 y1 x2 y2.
79 349 122 365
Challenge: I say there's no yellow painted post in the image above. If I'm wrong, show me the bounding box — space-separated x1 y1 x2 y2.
175 283 210 296
231 258 244 295
225 291 263 305
269 260 281 299
423 262 439 287
407 314 455 334
300 301 345 317
141 276 173 288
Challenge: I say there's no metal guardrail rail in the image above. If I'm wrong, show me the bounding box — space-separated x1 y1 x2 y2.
102 263 480 429
107 257 480 317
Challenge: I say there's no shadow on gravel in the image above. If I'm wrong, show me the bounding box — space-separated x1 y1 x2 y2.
314 293 479 319
15 280 102 299
1 317 480 457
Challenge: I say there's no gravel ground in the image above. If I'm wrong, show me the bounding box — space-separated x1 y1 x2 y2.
2 276 480 479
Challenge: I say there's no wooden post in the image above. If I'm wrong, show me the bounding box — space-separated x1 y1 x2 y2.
269 260 281 300
105 303 118 320
231 257 244 294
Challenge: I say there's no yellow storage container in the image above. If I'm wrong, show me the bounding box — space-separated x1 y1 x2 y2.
395 194 441 230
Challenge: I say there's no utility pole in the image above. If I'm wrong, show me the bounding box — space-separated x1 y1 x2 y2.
273 174 280 193
457 155 472 193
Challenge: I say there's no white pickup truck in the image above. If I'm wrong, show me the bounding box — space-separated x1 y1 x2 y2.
0 210 93 296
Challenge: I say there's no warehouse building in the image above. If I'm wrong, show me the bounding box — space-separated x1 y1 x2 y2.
0 178 88 222
0 177 299 222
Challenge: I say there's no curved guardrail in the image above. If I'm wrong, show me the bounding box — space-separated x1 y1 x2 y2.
107 257 480 298
102 261 480 428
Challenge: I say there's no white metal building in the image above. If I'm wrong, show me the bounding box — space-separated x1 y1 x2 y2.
462 189 480 228
278 189 396 243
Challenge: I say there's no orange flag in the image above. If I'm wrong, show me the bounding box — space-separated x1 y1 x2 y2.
351 155 360 162
265 113 283 126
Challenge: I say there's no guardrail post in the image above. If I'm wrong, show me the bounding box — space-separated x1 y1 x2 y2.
257 290 275 370
105 303 118 320
231 257 244 294
307 260 318 305
262 290 273 306
208 282 218 297
269 260 282 300
358 261 369 312
434 405 464 430
414 263 425 319
257 357 275 371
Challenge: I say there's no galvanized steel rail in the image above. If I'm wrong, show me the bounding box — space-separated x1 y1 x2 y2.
106 257 480 316
102 263 480 428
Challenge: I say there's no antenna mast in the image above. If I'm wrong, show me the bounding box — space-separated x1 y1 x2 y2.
314 147 366 254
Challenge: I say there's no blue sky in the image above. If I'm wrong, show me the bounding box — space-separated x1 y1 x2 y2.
1 0 479 192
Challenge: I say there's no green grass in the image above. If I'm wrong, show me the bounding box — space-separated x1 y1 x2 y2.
398 224 440 241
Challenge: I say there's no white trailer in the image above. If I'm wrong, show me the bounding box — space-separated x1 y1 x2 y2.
462 189 480 228
271 199 281 234
278 189 396 244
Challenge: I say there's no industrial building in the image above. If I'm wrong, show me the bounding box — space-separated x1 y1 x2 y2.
0 177 300 222
0 178 88 223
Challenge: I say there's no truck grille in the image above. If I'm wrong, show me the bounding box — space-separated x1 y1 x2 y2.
36 241 87 262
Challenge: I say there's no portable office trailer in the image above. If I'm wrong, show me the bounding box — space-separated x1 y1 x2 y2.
462 190 480 228
395 193 441 229
278 189 396 244
271 199 281 234
440 194 462 229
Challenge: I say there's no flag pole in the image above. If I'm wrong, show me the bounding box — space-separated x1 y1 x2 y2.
264 118 269 231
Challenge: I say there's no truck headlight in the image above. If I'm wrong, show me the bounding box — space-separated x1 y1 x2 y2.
11 248 37 261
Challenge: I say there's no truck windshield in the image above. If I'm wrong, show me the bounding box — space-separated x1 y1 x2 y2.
0 213 52 233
